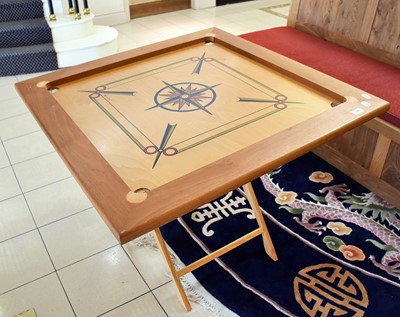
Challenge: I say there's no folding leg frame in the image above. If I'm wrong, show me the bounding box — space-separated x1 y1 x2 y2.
153 182 278 311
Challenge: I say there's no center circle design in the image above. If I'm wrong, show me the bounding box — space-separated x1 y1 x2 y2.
154 82 217 113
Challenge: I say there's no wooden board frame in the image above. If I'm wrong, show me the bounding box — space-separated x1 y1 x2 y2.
15 28 389 244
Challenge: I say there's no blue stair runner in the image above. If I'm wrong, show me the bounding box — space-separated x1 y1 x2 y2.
0 0 58 76
0 18 53 48
0 0 45 22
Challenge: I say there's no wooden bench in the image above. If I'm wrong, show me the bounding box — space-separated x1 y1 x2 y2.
241 0 400 208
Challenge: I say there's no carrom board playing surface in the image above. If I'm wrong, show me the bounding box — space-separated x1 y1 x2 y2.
52 42 336 191
15 28 389 243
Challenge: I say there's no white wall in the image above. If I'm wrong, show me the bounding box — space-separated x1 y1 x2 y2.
89 0 130 25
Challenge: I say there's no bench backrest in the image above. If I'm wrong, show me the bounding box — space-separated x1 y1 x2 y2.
288 0 400 68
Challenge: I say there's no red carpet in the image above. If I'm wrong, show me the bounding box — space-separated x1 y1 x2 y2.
241 27 400 127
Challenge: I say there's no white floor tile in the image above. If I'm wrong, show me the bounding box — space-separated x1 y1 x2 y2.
0 97 28 121
0 2 292 315
153 282 215 317
0 112 40 141
124 236 171 289
180 9 217 23
155 25 188 38
238 18 275 33
58 245 149 317
116 20 152 37
12 152 71 193
135 15 173 29
25 177 92 227
4 130 54 164
15 71 52 82
0 273 75 317
0 195 36 242
0 75 17 87
116 33 140 52
40 208 118 269
221 12 250 23
174 20 209 33
217 22 252 35
0 166 21 201
0 142 9 168
0 84 19 102
170 13 198 24
262 13 288 26
0 230 54 294
135 35 170 47
125 27 166 43
243 9 272 19
102 293 167 317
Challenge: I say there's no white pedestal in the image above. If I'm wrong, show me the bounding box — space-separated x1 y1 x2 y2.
191 0 216 9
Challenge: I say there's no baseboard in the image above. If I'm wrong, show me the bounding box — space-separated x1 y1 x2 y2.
130 0 190 19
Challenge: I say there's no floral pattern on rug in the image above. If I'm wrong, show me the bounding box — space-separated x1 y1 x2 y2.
159 152 400 316
258 163 400 283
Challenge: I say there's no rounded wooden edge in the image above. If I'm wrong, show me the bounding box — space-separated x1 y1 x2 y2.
126 188 150 204
36 81 50 88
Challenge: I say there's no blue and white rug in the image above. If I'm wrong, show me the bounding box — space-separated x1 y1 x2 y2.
159 152 399 316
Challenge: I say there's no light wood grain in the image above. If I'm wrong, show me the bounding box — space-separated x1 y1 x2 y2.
153 181 276 311
369 134 392 177
15 28 389 243
243 183 277 261
287 0 400 208
289 0 400 67
381 142 400 190
153 228 192 311
313 145 400 208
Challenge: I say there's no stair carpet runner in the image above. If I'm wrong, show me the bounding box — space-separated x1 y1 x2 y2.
0 0 58 76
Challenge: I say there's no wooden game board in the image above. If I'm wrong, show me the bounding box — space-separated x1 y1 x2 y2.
16 28 389 311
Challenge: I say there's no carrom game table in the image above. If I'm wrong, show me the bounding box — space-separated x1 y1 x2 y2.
16 28 389 311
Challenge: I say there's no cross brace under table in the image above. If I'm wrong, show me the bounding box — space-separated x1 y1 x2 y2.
153 182 278 311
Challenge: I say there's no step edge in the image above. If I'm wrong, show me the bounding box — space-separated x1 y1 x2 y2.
54 26 118 52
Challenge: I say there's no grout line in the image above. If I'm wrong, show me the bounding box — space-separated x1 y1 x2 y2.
54 243 120 272
0 104 31 122
54 272 78 317
0 271 55 297
120 243 172 316
121 245 154 290
7 148 56 167
21 175 73 195
96 291 165 317
259 3 291 19
36 206 94 230
0 175 73 204
0 129 42 143
33 228 79 316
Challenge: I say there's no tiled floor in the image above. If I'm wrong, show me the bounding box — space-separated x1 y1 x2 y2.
0 1 290 316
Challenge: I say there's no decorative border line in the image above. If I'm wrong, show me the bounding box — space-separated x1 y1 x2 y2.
259 3 291 19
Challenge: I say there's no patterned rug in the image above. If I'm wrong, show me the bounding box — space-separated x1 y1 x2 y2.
160 152 400 316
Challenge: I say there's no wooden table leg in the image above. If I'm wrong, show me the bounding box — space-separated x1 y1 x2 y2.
242 182 278 261
153 228 192 312
153 183 277 311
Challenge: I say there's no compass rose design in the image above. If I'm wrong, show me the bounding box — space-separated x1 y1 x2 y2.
81 51 305 169
147 81 221 115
